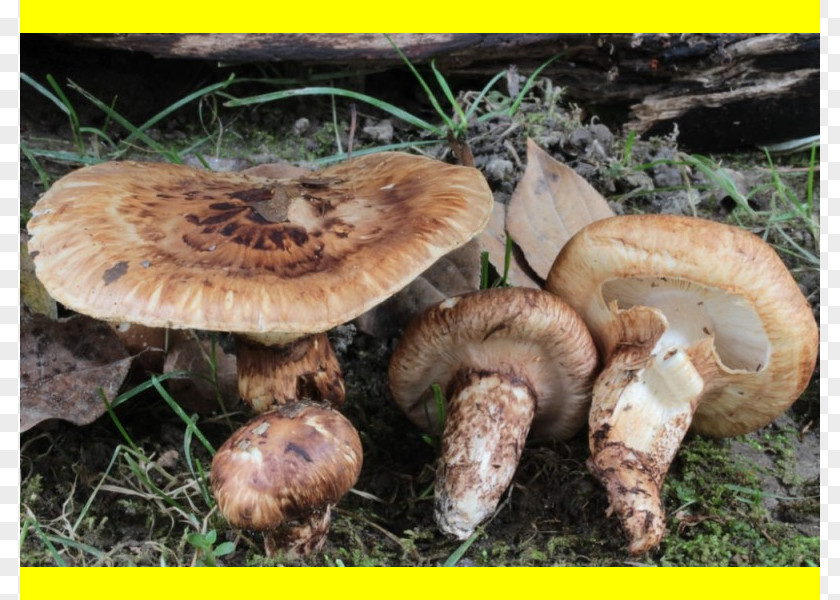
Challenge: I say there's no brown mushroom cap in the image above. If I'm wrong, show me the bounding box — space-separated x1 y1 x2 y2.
545 214 818 437
211 402 362 532
26 153 493 335
389 287 598 439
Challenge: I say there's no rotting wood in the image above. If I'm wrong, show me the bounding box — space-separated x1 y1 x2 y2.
46 33 818 150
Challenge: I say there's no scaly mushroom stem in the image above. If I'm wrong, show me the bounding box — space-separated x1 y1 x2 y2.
236 332 345 412
588 343 706 555
435 369 537 539
263 507 332 559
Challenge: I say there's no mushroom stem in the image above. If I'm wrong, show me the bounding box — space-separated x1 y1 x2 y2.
435 369 536 540
588 342 706 555
236 332 345 412
263 507 332 559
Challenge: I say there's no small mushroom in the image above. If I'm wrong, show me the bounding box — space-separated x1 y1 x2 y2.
210 401 363 559
545 214 818 554
26 153 493 411
388 287 598 539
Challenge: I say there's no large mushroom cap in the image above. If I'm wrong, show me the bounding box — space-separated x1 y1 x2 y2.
27 153 493 335
211 402 363 531
546 214 818 437
389 287 598 439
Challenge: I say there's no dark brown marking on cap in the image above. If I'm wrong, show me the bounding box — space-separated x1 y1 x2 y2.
103 261 129 285
228 188 276 204
285 442 313 463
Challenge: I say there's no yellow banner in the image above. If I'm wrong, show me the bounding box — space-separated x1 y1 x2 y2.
20 1 819 33
21 566 818 600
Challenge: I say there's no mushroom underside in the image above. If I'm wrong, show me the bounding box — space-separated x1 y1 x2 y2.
589 276 799 554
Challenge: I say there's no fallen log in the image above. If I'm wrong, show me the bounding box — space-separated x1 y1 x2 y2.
47 33 818 150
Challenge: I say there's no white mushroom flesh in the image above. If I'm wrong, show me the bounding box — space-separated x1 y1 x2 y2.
602 276 770 372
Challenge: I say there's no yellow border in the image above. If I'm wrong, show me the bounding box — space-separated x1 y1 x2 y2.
21 1 819 33
21 566 817 598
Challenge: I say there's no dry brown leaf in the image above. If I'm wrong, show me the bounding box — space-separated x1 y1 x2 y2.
506 138 615 279
163 336 239 414
475 201 540 289
20 311 133 431
110 322 191 373
355 239 482 338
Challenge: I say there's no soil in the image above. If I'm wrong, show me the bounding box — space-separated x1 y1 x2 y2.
19 34 820 567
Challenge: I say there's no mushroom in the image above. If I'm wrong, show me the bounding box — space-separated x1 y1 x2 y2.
544 214 818 554
26 153 493 411
388 287 598 539
211 401 363 559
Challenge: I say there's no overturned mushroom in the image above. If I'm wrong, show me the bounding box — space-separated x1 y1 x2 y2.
211 401 363 559
26 153 493 411
389 287 598 539
545 214 818 555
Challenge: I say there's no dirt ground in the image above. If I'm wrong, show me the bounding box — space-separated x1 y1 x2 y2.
19 34 820 566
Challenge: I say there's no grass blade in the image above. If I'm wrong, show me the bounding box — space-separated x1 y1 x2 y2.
101 389 141 454
442 529 481 566
184 414 214 509
310 139 441 166
499 233 513 288
73 444 127 532
67 80 181 162
45 74 84 153
463 70 507 124
383 33 454 132
508 54 561 116
120 74 237 148
150 375 216 456
21 148 102 165
224 86 442 135
430 60 465 133
23 512 68 566
21 72 67 114
20 142 52 189
108 370 190 410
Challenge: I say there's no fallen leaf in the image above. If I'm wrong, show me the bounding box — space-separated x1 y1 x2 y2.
506 138 615 279
20 311 133 431
475 201 540 289
163 336 239 414
110 322 191 373
355 239 482 338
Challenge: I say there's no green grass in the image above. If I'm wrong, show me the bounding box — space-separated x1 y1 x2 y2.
607 134 819 270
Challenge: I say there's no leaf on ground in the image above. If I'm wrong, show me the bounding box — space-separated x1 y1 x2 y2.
163 336 239 414
355 239 482 338
20 231 57 319
506 138 615 279
20 311 133 432
110 322 191 373
475 201 540 289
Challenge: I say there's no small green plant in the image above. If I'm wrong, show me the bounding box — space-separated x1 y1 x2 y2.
186 529 235 567
420 383 447 451
480 233 514 290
